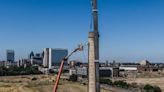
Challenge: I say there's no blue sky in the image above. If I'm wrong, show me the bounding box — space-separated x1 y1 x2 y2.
0 0 164 62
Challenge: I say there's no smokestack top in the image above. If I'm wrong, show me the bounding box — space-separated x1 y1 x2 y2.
88 32 95 38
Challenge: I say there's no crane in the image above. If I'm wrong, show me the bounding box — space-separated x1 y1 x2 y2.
53 44 84 92
53 0 100 91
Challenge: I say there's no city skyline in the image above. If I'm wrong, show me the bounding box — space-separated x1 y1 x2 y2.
0 0 164 62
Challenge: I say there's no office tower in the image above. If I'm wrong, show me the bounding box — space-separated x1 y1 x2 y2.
43 48 68 69
29 51 34 59
6 50 15 62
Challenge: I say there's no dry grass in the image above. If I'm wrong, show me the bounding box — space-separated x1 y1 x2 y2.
126 77 164 92
0 75 111 92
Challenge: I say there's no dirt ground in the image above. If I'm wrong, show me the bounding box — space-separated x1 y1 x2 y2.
0 75 110 92
126 77 164 92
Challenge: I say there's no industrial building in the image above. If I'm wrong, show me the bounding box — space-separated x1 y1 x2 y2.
119 66 138 71
99 67 113 78
139 60 150 66
77 67 88 77
99 67 119 78
69 68 77 75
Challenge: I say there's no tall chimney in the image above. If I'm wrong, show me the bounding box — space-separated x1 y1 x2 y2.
88 0 100 92
88 32 96 92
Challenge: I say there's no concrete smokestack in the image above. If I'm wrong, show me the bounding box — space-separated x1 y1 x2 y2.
88 0 100 92
88 32 96 92
88 32 100 92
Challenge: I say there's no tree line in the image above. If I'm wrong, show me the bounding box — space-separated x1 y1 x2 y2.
0 66 42 76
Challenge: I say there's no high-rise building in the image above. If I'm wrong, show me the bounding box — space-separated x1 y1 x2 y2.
6 50 15 62
43 48 49 68
43 48 68 69
30 53 43 65
28 51 34 59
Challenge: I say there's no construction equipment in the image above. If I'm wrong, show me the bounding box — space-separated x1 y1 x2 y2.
53 44 83 92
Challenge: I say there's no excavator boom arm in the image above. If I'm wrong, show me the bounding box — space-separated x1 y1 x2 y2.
53 59 65 92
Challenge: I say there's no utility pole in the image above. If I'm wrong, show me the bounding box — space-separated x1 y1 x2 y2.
88 0 100 92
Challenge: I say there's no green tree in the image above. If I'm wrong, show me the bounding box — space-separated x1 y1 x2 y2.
153 86 161 92
69 74 77 82
143 84 154 92
114 80 129 89
100 79 113 85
